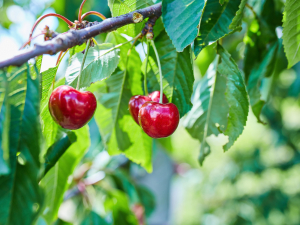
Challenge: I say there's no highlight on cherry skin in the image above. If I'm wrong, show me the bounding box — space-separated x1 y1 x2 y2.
148 91 168 103
128 91 168 125
129 95 152 125
138 101 180 139
48 85 97 130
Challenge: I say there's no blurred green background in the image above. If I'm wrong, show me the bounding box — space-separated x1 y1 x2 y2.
1 0 300 224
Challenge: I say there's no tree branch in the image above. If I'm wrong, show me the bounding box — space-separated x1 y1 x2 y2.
0 3 162 69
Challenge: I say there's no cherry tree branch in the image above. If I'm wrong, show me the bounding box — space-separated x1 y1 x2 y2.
0 3 162 69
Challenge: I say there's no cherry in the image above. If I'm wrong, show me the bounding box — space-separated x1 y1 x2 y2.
129 95 151 125
138 102 179 138
49 85 97 130
148 91 168 103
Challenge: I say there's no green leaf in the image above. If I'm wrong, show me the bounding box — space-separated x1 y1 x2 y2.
183 45 249 164
41 66 58 107
144 30 194 116
0 64 44 225
108 0 153 37
40 78 65 148
94 71 132 151
229 0 247 29
162 0 205 51
81 211 111 225
90 71 153 172
40 126 90 224
91 34 152 172
65 44 120 89
106 32 143 95
42 133 77 178
247 41 279 123
194 0 242 57
111 170 140 204
136 185 155 217
69 43 87 58
39 65 58 148
282 0 300 68
0 71 10 175
243 0 282 81
105 190 138 225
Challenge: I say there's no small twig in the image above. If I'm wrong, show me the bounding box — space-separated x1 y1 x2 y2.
0 3 162 69
142 16 159 39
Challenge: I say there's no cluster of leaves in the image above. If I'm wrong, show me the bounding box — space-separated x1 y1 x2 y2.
0 0 299 224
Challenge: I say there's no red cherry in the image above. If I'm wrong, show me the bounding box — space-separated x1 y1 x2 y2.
138 102 179 138
49 85 97 130
129 95 151 125
148 91 168 103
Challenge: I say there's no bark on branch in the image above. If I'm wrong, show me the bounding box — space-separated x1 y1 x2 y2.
0 3 162 69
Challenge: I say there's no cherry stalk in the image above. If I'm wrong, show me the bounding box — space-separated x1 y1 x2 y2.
150 40 163 104
144 39 150 96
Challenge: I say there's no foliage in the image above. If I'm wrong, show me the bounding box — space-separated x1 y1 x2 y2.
0 64 43 225
0 0 300 224
184 44 249 164
282 0 300 68
162 0 205 52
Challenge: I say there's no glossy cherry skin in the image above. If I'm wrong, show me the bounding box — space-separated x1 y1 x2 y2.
129 95 152 124
138 102 179 138
148 91 169 103
49 85 97 130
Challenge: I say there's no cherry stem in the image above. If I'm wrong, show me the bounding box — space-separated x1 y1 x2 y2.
81 11 106 21
151 40 163 104
56 49 68 66
29 13 73 39
78 0 87 23
144 40 150 96
77 39 91 90
56 51 64 66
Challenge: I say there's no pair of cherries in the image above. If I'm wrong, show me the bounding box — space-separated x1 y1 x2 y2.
129 91 179 138
48 86 180 139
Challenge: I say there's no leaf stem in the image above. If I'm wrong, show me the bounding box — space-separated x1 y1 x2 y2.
98 33 141 59
124 35 141 77
151 40 163 104
77 39 91 90
144 40 150 96
92 37 98 45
